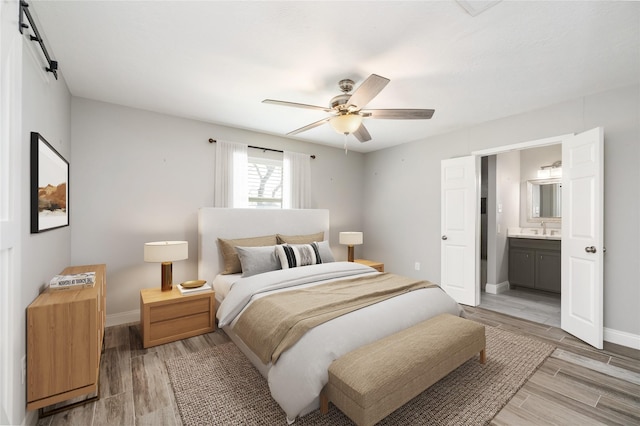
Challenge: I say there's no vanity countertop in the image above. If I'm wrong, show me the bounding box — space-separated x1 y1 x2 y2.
507 227 561 240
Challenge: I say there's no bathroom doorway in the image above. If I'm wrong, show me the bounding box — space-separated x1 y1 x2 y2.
478 145 561 327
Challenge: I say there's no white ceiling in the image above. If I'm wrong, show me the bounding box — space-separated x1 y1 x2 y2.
30 1 640 153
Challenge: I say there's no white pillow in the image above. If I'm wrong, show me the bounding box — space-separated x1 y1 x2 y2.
275 243 322 269
316 240 335 263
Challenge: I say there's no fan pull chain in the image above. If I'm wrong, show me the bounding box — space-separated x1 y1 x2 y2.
343 133 348 155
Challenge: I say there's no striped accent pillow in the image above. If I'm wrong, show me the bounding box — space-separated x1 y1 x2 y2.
275 243 322 269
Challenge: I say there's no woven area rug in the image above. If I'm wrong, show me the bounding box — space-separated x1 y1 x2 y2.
166 326 554 425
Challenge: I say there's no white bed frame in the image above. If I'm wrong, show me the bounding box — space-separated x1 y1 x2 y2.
197 207 330 286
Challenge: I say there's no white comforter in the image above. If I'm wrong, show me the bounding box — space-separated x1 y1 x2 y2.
216 262 463 423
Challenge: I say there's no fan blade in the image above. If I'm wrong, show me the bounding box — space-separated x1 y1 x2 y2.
361 108 435 119
287 117 332 136
353 124 372 143
346 74 390 110
263 99 333 113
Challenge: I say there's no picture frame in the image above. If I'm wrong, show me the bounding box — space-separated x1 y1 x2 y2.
30 132 69 233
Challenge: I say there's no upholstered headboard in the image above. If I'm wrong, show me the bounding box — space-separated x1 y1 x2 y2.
198 208 330 285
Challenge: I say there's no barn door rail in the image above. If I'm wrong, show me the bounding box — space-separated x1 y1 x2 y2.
19 1 58 80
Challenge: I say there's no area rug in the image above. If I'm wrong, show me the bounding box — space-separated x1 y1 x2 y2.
166 326 554 425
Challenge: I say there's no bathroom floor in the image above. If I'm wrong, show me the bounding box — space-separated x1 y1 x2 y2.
479 287 561 327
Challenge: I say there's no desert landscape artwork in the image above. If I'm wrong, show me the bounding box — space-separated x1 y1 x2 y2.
30 132 69 233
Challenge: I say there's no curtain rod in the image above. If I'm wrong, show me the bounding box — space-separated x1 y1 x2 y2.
208 139 316 159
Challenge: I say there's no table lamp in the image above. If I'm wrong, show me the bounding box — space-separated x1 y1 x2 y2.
339 232 363 262
144 241 188 291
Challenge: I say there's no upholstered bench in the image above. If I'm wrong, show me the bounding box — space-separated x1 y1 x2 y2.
320 313 486 426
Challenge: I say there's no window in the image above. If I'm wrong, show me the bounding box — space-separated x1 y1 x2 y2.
248 156 283 208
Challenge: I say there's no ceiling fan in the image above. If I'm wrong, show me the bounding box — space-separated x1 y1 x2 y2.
263 74 435 143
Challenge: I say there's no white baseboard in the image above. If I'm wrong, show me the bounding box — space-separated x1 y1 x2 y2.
604 327 640 350
485 281 509 294
22 409 37 426
106 309 140 327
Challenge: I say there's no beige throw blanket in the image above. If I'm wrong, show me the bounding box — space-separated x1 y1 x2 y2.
232 273 438 364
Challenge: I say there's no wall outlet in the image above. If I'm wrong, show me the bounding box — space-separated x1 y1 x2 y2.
414 262 421 271
21 355 26 385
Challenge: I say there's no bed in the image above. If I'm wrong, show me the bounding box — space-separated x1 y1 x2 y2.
198 207 463 423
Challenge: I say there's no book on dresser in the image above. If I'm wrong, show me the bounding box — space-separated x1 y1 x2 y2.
49 271 96 290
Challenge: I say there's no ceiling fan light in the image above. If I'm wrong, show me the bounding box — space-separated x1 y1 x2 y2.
330 114 362 135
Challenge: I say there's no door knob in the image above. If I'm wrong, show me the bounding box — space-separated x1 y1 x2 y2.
585 246 597 253
441 235 448 240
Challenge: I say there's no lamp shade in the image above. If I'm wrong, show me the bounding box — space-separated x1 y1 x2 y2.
144 241 188 262
330 114 363 135
339 232 363 246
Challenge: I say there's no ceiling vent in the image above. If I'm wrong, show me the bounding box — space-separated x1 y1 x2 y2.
456 0 502 17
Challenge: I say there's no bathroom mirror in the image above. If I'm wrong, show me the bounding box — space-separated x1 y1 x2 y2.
527 178 561 222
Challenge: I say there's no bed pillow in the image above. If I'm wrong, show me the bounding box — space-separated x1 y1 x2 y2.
275 243 323 269
236 245 281 278
315 240 335 263
218 235 278 274
276 231 324 245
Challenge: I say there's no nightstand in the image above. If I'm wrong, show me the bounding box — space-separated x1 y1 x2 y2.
354 259 384 272
140 286 215 348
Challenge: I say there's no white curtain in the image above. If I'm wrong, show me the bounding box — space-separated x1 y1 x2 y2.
283 151 311 209
214 140 248 207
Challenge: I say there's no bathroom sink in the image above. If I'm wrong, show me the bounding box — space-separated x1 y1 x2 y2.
507 227 561 240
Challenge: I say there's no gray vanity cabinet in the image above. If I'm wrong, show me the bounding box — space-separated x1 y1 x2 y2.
508 238 561 293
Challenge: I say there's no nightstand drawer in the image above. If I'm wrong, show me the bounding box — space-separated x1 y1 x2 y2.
149 311 212 342
149 297 210 323
140 288 216 348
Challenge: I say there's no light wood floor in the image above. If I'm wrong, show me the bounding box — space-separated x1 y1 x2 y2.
480 288 561 327
36 308 639 426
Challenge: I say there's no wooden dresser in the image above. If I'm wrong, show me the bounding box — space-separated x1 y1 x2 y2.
26 264 106 412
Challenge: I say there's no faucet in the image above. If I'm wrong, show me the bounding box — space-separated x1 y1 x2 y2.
541 221 546 235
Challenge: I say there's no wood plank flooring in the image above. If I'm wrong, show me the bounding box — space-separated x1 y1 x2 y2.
479 288 561 327
36 308 639 426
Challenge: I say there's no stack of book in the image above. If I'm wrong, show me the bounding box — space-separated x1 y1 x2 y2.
49 272 96 290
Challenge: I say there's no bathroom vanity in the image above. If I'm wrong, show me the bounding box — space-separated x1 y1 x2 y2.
508 231 561 293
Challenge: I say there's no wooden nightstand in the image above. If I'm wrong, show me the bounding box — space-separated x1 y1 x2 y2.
354 259 384 272
140 286 215 348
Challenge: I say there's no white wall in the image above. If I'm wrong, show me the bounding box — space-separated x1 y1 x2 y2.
18 13 72 425
363 84 640 341
70 98 365 322
492 150 520 284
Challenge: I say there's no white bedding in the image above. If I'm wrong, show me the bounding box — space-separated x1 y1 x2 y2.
211 273 241 302
217 261 463 423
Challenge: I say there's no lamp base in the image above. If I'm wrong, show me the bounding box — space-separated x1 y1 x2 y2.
347 245 354 262
161 262 173 291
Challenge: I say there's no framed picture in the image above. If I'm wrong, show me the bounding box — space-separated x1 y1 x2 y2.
30 132 69 233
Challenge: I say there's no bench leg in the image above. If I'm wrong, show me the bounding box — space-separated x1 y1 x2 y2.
479 348 486 364
320 391 329 414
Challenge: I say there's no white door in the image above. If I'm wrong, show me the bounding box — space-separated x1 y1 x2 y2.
1 1 22 422
561 127 604 349
441 156 479 306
